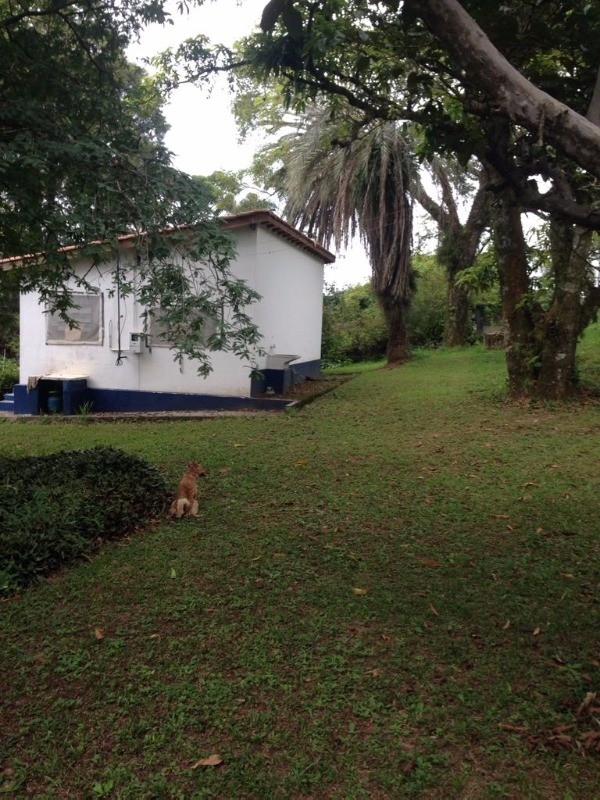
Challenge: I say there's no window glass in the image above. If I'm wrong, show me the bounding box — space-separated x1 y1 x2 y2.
148 308 218 348
46 294 103 344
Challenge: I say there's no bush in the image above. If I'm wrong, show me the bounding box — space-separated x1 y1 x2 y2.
0 358 18 396
408 256 447 347
322 283 387 366
0 446 169 592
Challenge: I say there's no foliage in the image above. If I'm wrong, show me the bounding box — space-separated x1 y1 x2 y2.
1 345 600 796
454 247 502 321
124 226 264 376
0 446 168 592
0 279 18 358
154 0 600 394
0 357 18 396
0 0 264 375
407 255 447 347
278 107 414 363
233 0 600 396
323 250 503 358
321 283 387 365
242 0 600 220
202 170 276 213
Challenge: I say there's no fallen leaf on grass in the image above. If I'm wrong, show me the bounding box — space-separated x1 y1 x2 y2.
522 482 540 488
559 572 574 579
190 754 223 769
577 691 597 718
429 603 439 616
547 734 573 747
580 731 600 747
294 460 308 467
94 628 105 641
502 620 511 630
490 513 510 519
533 627 541 637
365 668 381 677
353 588 368 596
499 723 529 733
419 558 441 568
552 724 576 734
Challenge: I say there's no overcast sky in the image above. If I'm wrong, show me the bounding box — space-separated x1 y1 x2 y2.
128 0 372 288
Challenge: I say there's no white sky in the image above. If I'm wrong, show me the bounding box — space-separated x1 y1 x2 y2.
128 0 371 288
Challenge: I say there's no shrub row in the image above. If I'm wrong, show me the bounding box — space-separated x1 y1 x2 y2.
0 446 169 592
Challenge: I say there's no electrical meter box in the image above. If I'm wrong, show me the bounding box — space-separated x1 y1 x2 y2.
129 332 145 353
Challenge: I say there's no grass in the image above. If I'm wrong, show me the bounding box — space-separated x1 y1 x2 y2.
1 337 599 799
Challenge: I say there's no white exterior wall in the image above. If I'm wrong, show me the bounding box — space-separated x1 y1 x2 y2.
252 227 324 363
19 225 325 397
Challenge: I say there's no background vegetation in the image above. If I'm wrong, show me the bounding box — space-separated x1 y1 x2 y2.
322 253 503 366
1 326 598 798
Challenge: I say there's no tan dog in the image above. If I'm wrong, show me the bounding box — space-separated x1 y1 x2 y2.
168 461 207 518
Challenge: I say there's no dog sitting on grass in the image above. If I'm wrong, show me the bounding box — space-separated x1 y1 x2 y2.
168 461 207 518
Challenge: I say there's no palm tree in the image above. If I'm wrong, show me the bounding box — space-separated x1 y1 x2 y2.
282 110 414 364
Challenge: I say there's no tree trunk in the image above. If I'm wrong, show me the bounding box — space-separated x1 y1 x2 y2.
378 293 411 364
535 222 591 399
438 223 473 346
415 167 489 347
492 188 538 398
407 0 600 180
444 272 470 346
493 187 594 400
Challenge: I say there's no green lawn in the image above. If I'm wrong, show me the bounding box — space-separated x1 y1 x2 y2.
1 340 599 799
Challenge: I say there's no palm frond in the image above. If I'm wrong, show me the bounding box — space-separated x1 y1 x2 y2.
282 108 413 304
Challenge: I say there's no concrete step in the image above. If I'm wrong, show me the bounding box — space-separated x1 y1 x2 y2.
0 392 15 412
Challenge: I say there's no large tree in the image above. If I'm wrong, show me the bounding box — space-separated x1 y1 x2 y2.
0 0 262 374
280 109 414 363
161 0 598 397
414 162 490 346
230 69 491 349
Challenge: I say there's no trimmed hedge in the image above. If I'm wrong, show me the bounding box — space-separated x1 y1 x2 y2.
0 446 169 592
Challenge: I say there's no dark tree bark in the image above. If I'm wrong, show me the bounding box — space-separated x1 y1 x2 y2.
535 222 592 399
378 292 411 364
492 182 596 399
444 263 471 347
491 185 538 397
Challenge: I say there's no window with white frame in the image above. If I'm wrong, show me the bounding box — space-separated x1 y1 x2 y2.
46 293 103 344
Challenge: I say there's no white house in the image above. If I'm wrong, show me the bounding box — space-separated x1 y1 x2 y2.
4 210 335 415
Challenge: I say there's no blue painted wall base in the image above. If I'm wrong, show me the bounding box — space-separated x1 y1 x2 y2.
12 359 321 415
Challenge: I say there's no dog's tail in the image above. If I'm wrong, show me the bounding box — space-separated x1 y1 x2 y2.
168 498 191 519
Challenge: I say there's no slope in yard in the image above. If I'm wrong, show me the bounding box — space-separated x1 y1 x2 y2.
1 342 599 799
